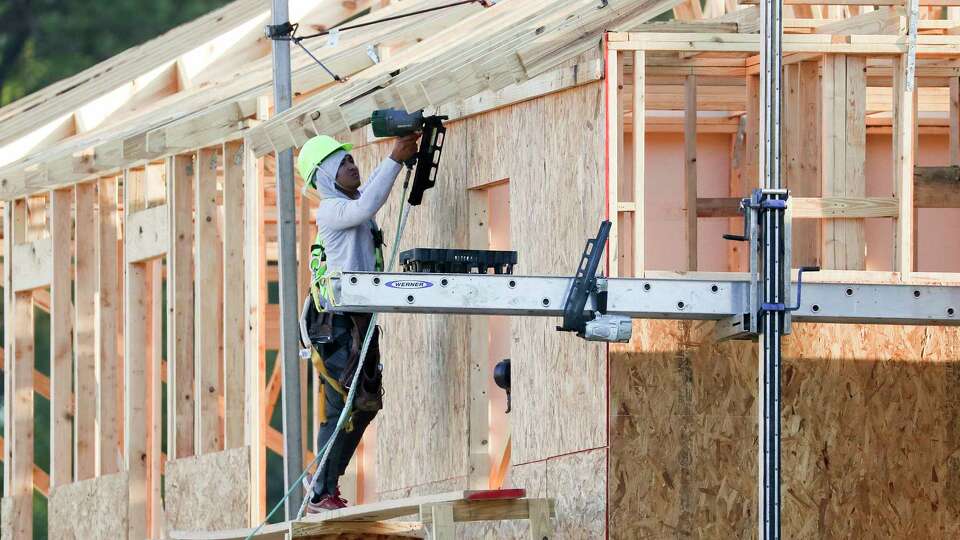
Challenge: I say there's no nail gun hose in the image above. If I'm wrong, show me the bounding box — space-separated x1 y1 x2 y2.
243 167 415 539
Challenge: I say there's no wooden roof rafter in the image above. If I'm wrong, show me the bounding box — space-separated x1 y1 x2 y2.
245 0 686 158
0 0 384 171
0 0 463 200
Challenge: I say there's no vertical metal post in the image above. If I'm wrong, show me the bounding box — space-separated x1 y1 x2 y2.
270 0 304 517
758 0 783 535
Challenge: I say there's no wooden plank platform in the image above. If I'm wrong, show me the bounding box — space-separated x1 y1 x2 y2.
169 489 555 540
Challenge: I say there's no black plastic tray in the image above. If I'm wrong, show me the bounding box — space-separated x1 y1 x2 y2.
400 248 517 275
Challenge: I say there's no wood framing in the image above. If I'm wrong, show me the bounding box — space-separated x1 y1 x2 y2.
684 74 698 271
633 50 646 276
168 153 197 460
195 146 224 455
242 131 266 522
148 258 164 538
74 182 98 481
98 176 121 476
606 44 623 278
821 54 866 270
125 205 169 263
4 3 960 539
50 187 74 488
893 0 919 273
10 238 52 292
8 199 33 540
223 139 247 451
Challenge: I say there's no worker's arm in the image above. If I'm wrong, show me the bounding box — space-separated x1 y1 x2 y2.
317 158 403 229
316 133 419 229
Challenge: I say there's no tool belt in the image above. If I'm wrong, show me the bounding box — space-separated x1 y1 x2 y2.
300 292 383 420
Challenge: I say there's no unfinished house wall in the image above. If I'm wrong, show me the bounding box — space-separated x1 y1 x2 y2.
609 320 960 538
606 28 960 540
343 82 607 537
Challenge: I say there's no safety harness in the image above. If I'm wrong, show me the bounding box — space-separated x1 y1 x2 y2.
305 222 385 432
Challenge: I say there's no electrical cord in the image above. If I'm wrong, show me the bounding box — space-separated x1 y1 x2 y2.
267 0 494 82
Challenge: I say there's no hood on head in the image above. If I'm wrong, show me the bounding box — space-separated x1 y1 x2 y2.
311 149 349 199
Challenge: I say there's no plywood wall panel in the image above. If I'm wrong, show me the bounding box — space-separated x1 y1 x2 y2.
347 120 472 494
610 320 960 538
164 447 251 531
466 82 607 465
47 472 129 540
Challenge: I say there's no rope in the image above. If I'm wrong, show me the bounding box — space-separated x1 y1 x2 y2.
296 172 413 518
243 166 414 540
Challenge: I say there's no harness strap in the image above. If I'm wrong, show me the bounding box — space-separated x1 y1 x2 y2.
310 348 354 433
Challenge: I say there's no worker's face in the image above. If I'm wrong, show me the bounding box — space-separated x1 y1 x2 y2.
336 154 361 192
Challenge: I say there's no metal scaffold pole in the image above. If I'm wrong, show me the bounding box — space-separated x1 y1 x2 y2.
758 0 784 535
270 0 305 518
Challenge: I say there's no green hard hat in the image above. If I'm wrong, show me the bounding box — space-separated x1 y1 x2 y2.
297 135 353 187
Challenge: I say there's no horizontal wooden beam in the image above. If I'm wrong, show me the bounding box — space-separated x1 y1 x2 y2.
608 32 960 55
125 205 169 263
11 238 53 291
740 0 960 5
697 196 900 218
700 172 960 218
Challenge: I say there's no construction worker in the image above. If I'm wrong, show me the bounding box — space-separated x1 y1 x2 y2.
297 132 420 513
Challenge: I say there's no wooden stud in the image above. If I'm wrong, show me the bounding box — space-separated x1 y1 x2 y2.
797 61 822 267
605 46 622 278
243 117 267 522
633 50 645 277
147 259 164 538
893 37 917 273
168 153 196 460
528 498 553 540
11 290 34 540
674 0 704 20
950 76 959 167
124 259 149 540
467 188 490 490
821 55 866 270
427 503 456 540
2 201 12 496
124 166 151 540
912 75 920 271
49 188 73 488
684 74 698 271
195 146 224 455
74 182 97 481
297 190 310 468
98 176 121 475
223 140 246 450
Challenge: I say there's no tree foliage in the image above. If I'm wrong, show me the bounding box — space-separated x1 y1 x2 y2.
0 0 230 106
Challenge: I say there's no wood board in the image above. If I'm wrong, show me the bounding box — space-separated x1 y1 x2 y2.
47 472 130 540
608 319 960 538
165 447 252 533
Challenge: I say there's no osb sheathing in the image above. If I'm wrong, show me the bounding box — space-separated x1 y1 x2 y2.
350 125 472 494
609 319 960 538
464 81 607 464
47 472 129 540
0 497 12 540
164 447 250 531
347 81 607 496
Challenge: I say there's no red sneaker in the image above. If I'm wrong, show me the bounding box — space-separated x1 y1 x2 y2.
305 486 349 514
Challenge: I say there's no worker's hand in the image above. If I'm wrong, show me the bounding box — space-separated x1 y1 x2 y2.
390 132 420 163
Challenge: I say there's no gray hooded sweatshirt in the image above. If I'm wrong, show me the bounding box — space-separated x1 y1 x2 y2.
312 149 403 277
